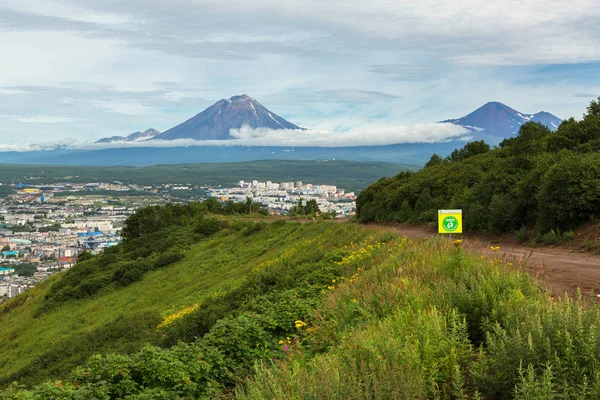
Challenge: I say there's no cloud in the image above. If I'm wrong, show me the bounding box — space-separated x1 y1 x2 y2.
269 89 402 105
0 122 470 152
88 100 157 116
0 0 138 27
0 115 81 123
368 64 433 81
574 93 598 98
0 88 29 95
226 123 468 146
0 143 46 152
0 0 599 145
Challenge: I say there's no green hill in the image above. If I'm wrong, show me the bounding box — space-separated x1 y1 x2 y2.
356 98 600 237
0 217 364 386
3 204 600 398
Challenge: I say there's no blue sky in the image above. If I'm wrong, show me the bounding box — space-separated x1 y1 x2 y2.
0 0 599 148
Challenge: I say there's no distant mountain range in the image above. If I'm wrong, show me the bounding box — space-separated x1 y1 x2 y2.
441 102 562 142
96 129 161 143
40 97 564 167
96 97 561 146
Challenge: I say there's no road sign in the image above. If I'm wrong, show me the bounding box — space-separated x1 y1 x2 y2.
438 209 462 234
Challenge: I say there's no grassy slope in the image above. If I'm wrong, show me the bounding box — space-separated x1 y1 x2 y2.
2 221 600 398
0 221 338 384
236 237 600 399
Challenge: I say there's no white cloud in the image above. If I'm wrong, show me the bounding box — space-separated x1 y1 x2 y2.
0 0 137 27
0 0 598 144
174 0 600 65
226 123 469 146
89 100 157 116
0 122 469 152
0 115 81 124
0 88 29 95
0 143 48 152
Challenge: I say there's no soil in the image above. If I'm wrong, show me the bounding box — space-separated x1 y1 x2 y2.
373 222 600 298
258 217 600 297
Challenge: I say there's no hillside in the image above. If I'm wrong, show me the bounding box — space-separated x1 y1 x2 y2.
0 216 368 385
358 98 600 235
3 208 600 398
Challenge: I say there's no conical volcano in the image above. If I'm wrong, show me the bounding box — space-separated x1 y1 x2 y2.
154 94 303 141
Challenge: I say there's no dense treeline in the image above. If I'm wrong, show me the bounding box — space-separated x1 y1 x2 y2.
357 98 600 234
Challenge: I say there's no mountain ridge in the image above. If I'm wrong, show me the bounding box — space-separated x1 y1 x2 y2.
96 128 160 143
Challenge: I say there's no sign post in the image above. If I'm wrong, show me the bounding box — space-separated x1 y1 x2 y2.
438 209 463 234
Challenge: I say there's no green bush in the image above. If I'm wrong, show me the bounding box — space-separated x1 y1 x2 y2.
534 229 575 245
516 226 530 243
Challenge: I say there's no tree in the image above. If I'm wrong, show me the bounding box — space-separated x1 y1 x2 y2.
77 251 94 263
425 154 443 168
412 189 435 223
397 199 412 222
536 153 600 231
290 198 320 216
586 97 600 117
448 140 490 162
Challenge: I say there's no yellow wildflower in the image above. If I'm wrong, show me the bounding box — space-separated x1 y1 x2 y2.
157 303 200 330
295 320 307 329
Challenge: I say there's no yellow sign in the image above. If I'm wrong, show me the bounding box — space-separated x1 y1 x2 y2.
438 209 462 234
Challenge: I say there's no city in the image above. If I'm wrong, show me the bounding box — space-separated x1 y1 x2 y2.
0 178 356 300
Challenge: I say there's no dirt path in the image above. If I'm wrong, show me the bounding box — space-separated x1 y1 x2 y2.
256 217 600 297
375 223 600 298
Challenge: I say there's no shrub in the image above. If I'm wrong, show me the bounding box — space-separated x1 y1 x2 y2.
534 229 574 245
516 226 529 243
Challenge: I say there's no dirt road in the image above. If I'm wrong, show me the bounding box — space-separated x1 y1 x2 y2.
379 223 600 297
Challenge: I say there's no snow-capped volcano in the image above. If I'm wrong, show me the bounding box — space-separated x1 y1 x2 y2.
153 94 304 141
441 102 562 141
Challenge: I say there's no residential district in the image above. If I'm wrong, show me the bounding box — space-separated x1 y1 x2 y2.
0 179 355 301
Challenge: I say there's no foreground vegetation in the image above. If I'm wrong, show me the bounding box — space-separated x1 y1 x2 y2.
0 160 416 193
357 98 600 236
2 202 600 398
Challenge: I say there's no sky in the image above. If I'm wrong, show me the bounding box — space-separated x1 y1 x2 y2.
0 0 599 148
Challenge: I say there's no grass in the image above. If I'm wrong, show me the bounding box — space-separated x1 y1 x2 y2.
3 219 600 399
0 221 344 385
581 238 600 252
237 237 600 400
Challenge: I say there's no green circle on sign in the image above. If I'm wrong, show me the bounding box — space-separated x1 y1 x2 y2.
443 216 459 232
